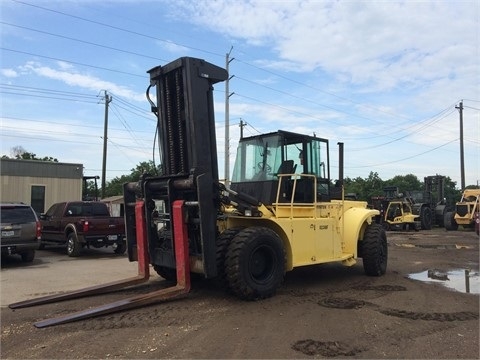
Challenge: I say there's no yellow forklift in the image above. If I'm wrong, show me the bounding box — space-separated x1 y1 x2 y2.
10 57 387 327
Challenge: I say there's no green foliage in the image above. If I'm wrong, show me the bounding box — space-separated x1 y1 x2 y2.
384 174 422 194
345 172 461 207
344 171 384 201
5 146 58 162
103 161 161 197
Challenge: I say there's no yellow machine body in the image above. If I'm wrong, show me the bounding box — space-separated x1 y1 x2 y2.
221 174 379 272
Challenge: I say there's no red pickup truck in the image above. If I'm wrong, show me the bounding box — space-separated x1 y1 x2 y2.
40 201 126 257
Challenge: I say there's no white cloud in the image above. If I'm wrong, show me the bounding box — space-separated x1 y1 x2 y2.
1 68 18 78
172 1 478 94
157 39 191 54
19 61 145 102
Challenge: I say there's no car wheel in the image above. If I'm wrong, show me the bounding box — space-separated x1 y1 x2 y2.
21 250 35 262
67 233 82 257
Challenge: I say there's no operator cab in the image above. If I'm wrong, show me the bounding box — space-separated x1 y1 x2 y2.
230 130 333 205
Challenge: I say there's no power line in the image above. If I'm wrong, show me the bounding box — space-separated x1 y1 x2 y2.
1 22 167 62
0 90 98 103
1 115 154 134
1 48 146 78
348 138 459 169
11 0 224 59
5 1 478 164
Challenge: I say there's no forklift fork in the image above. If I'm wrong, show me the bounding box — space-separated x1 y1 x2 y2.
9 200 191 328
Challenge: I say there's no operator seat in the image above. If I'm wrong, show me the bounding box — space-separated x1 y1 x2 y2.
276 160 296 175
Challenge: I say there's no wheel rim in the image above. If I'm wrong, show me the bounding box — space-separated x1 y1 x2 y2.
67 238 74 254
249 245 276 283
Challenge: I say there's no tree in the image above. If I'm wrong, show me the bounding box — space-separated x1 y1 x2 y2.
6 146 58 162
383 174 422 194
344 171 384 201
103 161 161 197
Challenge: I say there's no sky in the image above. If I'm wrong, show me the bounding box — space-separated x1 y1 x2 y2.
1 0 479 189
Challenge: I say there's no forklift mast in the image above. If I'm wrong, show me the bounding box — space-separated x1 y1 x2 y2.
124 57 228 279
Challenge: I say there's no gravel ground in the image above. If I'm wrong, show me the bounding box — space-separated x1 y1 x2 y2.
1 228 479 359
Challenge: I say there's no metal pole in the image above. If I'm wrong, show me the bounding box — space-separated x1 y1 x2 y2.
465 269 470 293
224 47 234 186
456 101 465 190
101 91 112 199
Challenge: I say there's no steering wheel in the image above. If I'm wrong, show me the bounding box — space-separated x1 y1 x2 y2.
257 162 272 173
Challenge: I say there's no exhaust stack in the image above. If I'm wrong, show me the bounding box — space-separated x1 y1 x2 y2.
337 142 344 186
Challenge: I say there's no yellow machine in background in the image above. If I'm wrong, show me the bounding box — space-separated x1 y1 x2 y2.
445 188 480 231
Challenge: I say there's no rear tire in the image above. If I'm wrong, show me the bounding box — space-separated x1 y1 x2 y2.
225 227 285 300
420 207 432 230
21 250 35 262
67 233 82 257
444 211 458 231
361 223 387 276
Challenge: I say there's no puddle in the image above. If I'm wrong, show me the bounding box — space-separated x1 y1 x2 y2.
408 269 480 294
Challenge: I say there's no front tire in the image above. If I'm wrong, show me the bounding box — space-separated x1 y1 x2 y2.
225 227 285 300
361 223 387 276
67 233 82 257
214 227 244 290
153 265 177 283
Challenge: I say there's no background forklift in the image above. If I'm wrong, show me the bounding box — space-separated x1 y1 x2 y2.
10 57 387 327
444 188 480 231
371 186 420 231
407 175 448 229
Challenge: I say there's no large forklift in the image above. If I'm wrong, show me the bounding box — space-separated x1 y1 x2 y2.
371 186 420 231
408 175 448 229
10 57 387 327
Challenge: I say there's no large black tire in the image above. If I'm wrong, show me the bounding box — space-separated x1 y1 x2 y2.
361 223 387 276
215 227 244 290
225 227 285 300
420 207 432 230
66 233 82 257
444 211 458 231
153 265 177 283
21 249 35 262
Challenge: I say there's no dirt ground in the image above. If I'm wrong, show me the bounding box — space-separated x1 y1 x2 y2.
1 228 479 359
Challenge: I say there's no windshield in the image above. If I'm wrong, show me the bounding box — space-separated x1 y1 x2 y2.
231 134 283 182
231 132 329 183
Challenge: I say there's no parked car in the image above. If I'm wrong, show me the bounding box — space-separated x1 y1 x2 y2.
40 201 126 257
1 203 41 262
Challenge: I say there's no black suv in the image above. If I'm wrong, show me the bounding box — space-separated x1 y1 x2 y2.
1 203 41 262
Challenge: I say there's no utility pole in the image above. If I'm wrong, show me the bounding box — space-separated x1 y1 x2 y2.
101 90 112 199
455 100 465 190
224 46 234 186
239 118 246 139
